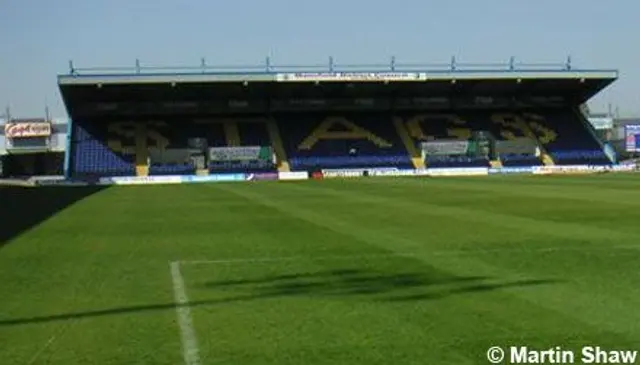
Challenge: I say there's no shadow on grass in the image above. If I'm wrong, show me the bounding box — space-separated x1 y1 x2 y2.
0 186 106 248
0 268 560 327
202 268 561 300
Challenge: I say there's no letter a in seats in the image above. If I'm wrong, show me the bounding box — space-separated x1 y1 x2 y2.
298 117 392 150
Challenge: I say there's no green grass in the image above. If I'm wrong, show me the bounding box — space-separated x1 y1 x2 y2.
1 174 639 364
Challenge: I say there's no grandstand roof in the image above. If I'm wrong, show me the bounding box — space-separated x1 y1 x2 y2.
58 58 618 118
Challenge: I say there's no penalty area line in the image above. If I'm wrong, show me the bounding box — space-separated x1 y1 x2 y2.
178 244 640 265
170 261 201 365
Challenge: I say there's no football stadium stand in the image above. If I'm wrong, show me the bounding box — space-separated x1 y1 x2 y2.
56 57 618 178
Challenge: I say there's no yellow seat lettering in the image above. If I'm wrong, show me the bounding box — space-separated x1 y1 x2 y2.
298 117 392 150
406 114 469 141
492 114 530 140
108 122 169 153
523 113 558 145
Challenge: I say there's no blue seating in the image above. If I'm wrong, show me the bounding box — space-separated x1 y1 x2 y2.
149 163 196 176
290 155 413 170
550 150 611 165
70 108 611 178
501 154 543 167
71 120 276 177
427 156 490 168
400 109 610 167
277 113 412 171
238 122 271 146
527 110 611 165
71 124 135 178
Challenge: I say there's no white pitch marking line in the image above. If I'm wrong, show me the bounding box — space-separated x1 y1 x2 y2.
182 253 408 265
26 333 59 365
180 244 640 265
170 261 201 365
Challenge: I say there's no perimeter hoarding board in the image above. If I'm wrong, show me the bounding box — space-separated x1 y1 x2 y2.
624 125 640 152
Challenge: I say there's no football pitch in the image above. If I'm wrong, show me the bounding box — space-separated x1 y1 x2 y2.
1 175 639 365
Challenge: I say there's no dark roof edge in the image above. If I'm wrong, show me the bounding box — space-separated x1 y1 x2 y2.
58 69 618 86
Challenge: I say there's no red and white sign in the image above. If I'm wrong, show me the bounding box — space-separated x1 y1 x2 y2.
322 169 365 178
4 122 52 138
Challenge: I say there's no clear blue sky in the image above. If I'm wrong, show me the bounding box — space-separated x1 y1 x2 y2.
1 0 638 118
